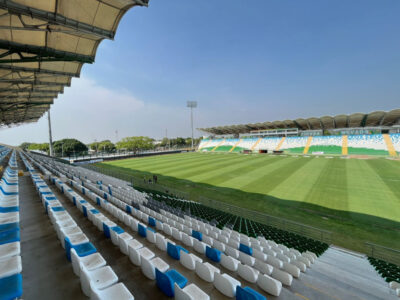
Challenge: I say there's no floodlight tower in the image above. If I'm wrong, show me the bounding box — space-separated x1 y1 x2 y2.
48 110 54 156
187 101 197 149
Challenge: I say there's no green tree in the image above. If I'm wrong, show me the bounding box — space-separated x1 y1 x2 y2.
89 141 100 151
19 142 31 150
98 140 115 152
28 143 49 153
160 137 169 147
53 139 88 156
89 140 116 152
116 136 154 153
185 138 192 146
175 137 186 146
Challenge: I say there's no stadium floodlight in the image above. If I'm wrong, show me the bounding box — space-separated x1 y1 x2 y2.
47 110 54 156
187 101 197 149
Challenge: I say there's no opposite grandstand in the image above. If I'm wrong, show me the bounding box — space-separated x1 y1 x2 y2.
198 109 400 157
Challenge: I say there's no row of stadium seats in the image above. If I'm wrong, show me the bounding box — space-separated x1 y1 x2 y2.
20 153 135 300
308 136 342 154
347 134 388 155
0 147 11 163
391 133 400 152
147 192 328 256
26 151 330 299
199 133 400 156
26 153 272 299
0 151 22 300
368 257 400 295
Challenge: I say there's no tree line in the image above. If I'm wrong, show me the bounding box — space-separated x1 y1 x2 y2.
19 136 202 156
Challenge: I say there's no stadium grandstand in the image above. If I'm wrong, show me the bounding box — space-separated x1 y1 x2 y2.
198 109 400 157
0 1 399 300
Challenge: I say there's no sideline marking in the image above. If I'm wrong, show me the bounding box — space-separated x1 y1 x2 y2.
303 282 342 300
295 292 310 300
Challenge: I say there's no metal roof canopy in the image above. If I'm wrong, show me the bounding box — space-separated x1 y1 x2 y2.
199 109 400 135
0 0 149 126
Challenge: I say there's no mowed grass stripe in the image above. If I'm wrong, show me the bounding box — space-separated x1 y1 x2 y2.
150 153 248 177
218 156 296 189
362 160 400 221
108 153 223 174
192 155 290 187
269 156 329 204
108 153 209 170
303 158 348 212
345 159 398 221
366 159 400 200
124 153 241 173
172 154 279 181
240 156 313 195
197 156 286 187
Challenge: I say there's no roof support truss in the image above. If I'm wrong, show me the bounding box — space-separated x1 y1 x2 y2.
0 79 68 86
378 113 387 126
0 40 94 64
360 114 368 127
0 64 78 77
0 0 115 39
0 88 62 93
0 94 57 99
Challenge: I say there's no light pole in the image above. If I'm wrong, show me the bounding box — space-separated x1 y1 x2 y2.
47 110 54 156
187 101 197 149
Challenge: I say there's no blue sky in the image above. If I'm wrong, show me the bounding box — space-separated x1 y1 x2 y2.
2 0 400 145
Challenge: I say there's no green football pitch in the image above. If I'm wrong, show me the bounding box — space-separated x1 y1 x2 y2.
97 152 400 252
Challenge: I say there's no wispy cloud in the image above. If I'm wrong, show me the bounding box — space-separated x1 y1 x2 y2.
0 77 202 145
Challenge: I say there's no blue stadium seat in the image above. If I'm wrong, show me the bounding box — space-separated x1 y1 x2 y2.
64 238 96 261
138 223 147 237
206 246 221 262
239 243 253 256
0 274 23 300
148 216 156 227
156 268 187 297
111 226 124 235
192 230 202 241
236 286 266 300
0 222 19 233
0 229 20 245
167 242 188 260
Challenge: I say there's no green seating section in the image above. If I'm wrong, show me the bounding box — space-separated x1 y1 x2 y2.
143 188 329 256
368 257 400 283
307 145 342 154
347 147 389 156
283 147 305 153
214 145 233 152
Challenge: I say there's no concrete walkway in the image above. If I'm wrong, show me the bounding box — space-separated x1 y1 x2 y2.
297 247 398 300
19 174 85 299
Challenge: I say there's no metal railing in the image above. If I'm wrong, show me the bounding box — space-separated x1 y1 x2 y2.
365 242 400 265
82 164 190 200
198 196 332 244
